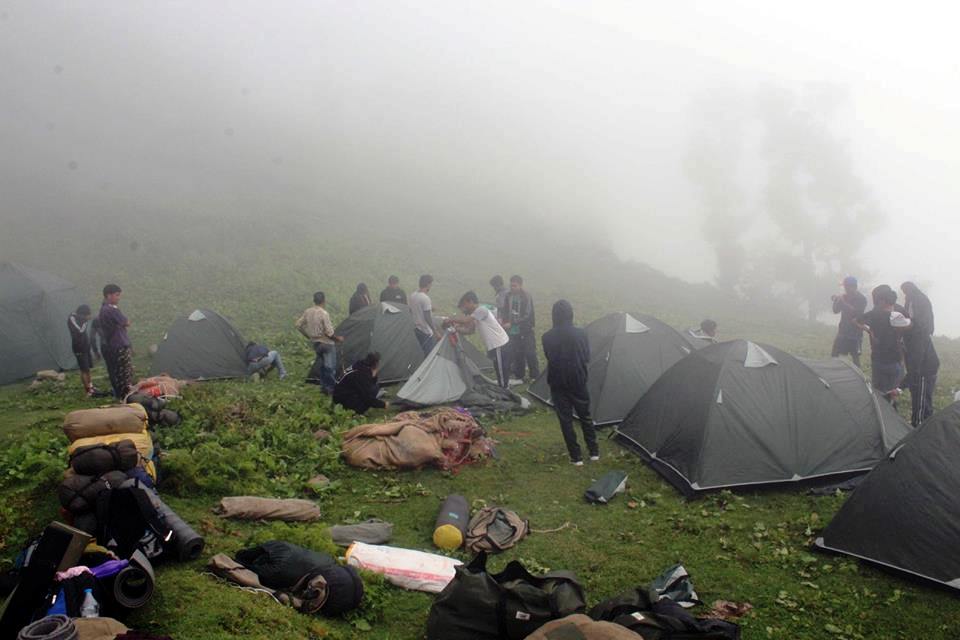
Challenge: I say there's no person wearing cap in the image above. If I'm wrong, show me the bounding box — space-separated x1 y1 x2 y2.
856 285 909 405
67 304 103 397
901 282 939 426
831 276 868 368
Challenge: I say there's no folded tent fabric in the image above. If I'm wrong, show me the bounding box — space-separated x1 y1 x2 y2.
62 405 149 442
214 497 322 521
329 519 394 546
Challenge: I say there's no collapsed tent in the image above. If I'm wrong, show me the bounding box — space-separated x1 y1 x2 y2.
150 309 247 380
615 340 911 495
814 402 960 590
396 331 527 414
0 262 86 384
529 312 695 425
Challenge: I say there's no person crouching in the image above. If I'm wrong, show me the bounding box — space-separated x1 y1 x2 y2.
333 352 388 415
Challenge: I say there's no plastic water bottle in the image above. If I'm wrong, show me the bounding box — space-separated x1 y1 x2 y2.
80 587 100 618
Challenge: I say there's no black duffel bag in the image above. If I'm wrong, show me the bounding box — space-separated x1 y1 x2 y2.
426 552 586 640
70 439 140 476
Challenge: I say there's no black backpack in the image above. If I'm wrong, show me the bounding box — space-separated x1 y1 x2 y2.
426 552 586 640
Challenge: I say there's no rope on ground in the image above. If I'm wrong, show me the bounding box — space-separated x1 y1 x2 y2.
531 521 575 534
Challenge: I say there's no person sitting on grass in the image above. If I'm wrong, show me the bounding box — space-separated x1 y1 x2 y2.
333 352 388 415
245 341 288 380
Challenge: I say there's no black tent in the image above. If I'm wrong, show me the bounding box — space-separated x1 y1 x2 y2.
0 262 86 384
814 402 960 590
529 312 695 425
150 309 248 380
616 340 912 495
335 302 430 383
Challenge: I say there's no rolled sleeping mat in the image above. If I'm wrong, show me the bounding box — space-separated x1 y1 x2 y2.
433 494 469 550
150 494 205 561
62 404 148 442
111 550 155 609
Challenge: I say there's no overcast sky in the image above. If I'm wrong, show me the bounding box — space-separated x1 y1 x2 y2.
2 1 958 333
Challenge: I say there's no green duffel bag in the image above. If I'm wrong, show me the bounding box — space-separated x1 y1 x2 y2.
426 551 587 640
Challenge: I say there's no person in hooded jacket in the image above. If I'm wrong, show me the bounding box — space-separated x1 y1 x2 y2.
541 300 597 466
901 281 939 425
349 283 372 315
333 352 388 415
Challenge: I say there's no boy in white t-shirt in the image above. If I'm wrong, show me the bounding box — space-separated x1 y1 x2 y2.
444 290 510 388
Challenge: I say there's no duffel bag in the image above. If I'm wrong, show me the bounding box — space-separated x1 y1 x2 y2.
68 431 157 482
62 404 148 442
426 551 586 640
70 439 140 476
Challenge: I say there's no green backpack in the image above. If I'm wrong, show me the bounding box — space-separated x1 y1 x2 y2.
426 552 587 640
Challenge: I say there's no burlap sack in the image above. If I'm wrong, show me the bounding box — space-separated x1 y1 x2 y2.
63 404 149 442
523 614 644 640
214 497 322 521
341 420 444 470
74 616 129 640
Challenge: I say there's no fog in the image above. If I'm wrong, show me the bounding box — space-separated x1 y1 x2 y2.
2 1 958 333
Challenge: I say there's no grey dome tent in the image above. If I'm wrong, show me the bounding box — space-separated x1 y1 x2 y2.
396 330 527 414
150 309 248 380
615 340 912 495
336 302 491 383
814 402 960 591
529 312 696 426
0 262 86 384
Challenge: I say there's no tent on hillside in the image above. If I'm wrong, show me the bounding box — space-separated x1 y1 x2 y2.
336 302 429 383
0 262 86 384
529 312 696 425
814 402 960 591
150 309 248 380
615 340 912 495
396 330 528 415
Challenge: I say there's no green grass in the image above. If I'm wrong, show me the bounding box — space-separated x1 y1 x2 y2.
2 218 960 639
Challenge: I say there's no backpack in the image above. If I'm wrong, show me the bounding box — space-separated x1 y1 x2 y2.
465 507 529 553
606 600 740 640
426 551 586 640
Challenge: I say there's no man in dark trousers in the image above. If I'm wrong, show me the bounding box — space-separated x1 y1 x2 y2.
901 281 939 425
831 276 868 368
67 304 103 397
503 275 539 384
542 299 597 466
379 275 407 305
856 285 910 406
98 284 135 398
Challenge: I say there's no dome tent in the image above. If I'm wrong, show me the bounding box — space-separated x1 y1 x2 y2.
528 312 696 426
0 262 86 384
150 309 248 380
814 402 960 591
615 340 912 495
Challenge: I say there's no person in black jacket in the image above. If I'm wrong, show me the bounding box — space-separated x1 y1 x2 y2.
333 352 388 415
901 282 939 425
349 283 372 315
379 276 407 305
67 304 102 397
541 300 597 466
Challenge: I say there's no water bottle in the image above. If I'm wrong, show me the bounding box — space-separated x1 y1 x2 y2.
80 587 100 618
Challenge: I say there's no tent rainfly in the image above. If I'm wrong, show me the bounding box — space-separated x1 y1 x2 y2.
0 262 86 384
150 309 248 380
336 302 428 383
615 340 912 495
814 402 960 591
529 312 696 425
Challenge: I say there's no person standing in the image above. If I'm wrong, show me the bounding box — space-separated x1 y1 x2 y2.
503 275 539 383
295 291 343 394
444 291 510 388
489 275 509 320
542 299 597 466
67 304 102 397
856 285 910 405
349 283 372 315
333 352 388 415
409 275 438 354
98 284 135 399
831 276 868 368
379 276 407 305
901 282 939 426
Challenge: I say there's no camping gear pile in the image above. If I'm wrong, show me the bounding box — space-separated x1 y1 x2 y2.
341 408 496 471
208 541 364 616
615 340 912 495
530 312 696 426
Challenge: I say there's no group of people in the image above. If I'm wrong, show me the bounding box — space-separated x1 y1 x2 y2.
831 276 939 426
67 284 134 399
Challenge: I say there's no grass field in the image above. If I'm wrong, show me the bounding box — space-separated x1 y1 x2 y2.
2 218 959 639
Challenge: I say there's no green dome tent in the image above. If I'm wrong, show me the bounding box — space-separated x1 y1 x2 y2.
616 340 912 495
0 262 86 384
529 312 696 426
150 309 248 380
814 402 960 591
